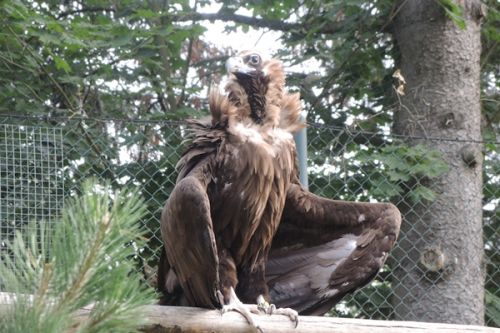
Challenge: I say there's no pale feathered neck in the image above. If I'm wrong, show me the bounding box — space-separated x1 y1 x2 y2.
208 59 304 133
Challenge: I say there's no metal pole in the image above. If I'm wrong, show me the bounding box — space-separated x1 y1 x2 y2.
294 116 308 189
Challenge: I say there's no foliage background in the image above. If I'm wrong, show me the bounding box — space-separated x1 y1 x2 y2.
0 0 498 326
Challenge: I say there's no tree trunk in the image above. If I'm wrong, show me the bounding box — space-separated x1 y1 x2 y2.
391 0 485 325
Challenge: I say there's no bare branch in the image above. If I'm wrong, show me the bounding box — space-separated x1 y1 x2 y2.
172 11 301 32
172 10 341 35
57 7 342 35
56 6 115 20
191 55 230 67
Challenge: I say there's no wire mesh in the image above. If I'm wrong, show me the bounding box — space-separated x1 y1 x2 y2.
0 116 498 326
0 122 64 265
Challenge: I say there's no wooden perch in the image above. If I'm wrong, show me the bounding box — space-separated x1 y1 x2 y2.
131 305 500 333
1 292 498 333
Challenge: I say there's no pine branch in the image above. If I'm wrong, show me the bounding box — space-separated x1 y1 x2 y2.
0 179 156 333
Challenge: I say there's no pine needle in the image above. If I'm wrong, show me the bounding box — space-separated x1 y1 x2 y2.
0 179 156 333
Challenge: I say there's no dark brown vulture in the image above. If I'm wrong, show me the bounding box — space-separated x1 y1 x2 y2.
157 51 401 326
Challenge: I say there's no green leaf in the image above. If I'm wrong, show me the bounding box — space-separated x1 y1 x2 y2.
486 290 500 327
38 32 61 45
53 55 71 73
133 8 157 19
409 185 437 202
438 0 466 29
47 21 64 33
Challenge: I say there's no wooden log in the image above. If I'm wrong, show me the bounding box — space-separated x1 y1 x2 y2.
131 305 500 333
1 292 499 333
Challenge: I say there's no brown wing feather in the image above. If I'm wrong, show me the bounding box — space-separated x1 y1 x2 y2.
160 139 221 308
267 181 401 315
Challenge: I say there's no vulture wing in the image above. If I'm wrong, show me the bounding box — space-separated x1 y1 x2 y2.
158 121 222 308
267 182 401 315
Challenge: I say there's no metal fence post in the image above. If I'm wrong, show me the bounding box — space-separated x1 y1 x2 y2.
294 116 308 189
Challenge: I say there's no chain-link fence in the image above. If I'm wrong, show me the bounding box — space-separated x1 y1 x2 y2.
0 115 498 326
0 123 64 265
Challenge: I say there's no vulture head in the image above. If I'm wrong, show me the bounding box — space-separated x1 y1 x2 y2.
209 51 302 132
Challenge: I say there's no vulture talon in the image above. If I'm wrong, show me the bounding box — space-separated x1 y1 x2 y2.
269 306 299 328
219 287 262 332
216 290 225 309
256 295 299 328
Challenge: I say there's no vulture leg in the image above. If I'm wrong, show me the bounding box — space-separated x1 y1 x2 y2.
267 182 401 315
216 250 262 327
218 287 262 329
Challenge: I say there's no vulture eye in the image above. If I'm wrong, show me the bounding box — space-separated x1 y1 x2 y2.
248 54 261 66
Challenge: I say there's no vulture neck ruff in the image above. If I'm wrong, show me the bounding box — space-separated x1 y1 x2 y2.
233 71 270 125
223 56 286 128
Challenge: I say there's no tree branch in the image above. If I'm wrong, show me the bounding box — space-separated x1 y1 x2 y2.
171 11 343 35
56 6 116 20
172 11 301 32
57 6 342 35
191 55 230 67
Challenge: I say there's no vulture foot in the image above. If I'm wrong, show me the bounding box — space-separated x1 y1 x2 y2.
257 295 299 328
218 288 263 332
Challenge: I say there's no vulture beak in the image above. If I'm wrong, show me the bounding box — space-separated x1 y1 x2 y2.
226 56 256 76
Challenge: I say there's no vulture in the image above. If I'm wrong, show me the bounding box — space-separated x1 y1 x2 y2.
157 51 401 326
